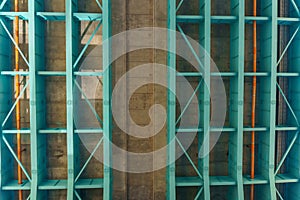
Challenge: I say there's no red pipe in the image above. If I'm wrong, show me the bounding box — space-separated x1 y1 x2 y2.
14 0 23 199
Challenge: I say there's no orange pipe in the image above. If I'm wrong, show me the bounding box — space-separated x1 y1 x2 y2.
250 0 257 199
14 0 23 199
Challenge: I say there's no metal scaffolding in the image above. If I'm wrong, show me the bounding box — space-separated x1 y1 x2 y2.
167 0 300 199
0 0 112 199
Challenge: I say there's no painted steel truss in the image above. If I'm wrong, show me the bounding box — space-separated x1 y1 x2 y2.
0 0 112 199
167 0 300 199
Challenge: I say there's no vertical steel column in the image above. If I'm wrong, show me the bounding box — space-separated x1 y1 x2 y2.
66 0 79 199
29 0 47 199
229 0 244 199
167 0 176 199
199 0 210 199
102 0 113 199
102 0 112 199
257 0 277 199
0 1 13 199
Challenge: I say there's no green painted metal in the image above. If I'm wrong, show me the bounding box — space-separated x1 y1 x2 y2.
66 0 112 199
167 0 300 199
198 0 211 199
228 0 244 199
255 0 277 199
0 0 300 199
0 0 111 199
28 0 47 199
167 0 176 199
66 0 78 198
102 0 113 199
176 15 300 25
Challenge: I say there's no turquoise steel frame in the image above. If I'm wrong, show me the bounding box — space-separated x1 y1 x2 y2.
0 0 112 199
167 0 300 199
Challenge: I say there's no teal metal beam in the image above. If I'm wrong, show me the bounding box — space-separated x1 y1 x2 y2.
1 71 30 76
176 126 300 133
0 0 8 10
28 0 47 199
102 0 112 199
36 12 102 21
255 0 277 199
29 0 47 199
73 13 102 21
37 12 65 20
2 129 31 134
176 72 300 77
2 180 31 190
167 0 176 199
228 0 244 199
290 0 300 17
243 175 268 185
176 15 300 25
278 17 300 25
37 71 66 76
194 187 204 199
176 0 184 12
66 0 79 199
74 71 103 76
95 0 103 11
198 0 211 199
176 15 271 24
0 12 28 20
